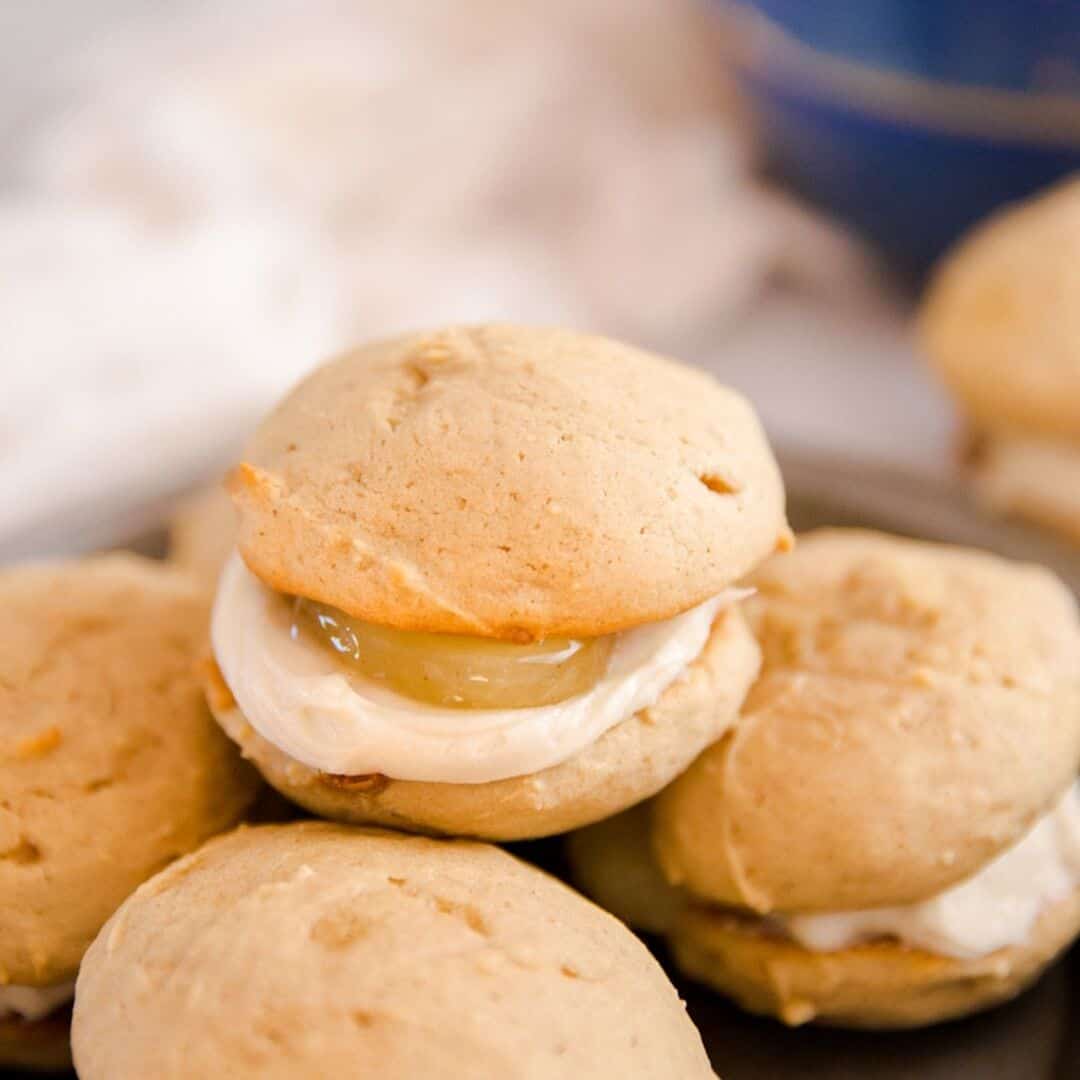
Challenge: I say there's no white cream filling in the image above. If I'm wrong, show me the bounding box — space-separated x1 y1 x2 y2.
779 782 1080 960
974 434 1080 519
212 551 742 784
0 980 75 1023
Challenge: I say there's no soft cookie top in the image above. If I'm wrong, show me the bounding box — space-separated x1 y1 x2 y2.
0 556 259 986
653 529 1080 913
72 823 715 1080
230 324 789 640
920 177 1080 442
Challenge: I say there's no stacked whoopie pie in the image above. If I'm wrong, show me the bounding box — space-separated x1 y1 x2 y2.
571 529 1080 1028
69 324 790 1078
168 485 237 589
0 557 259 1070
201 323 790 839
921 176 1080 545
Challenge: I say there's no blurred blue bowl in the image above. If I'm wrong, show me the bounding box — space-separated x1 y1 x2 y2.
712 0 1080 273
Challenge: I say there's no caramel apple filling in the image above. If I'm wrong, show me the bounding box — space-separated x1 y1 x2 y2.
212 551 738 782
292 599 614 709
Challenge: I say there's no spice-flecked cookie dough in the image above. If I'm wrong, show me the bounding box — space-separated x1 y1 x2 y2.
572 798 1080 1029
573 530 1080 1028
670 882 1080 1029
206 324 789 838
653 529 1080 1027
0 555 260 1065
920 177 1080 543
168 483 236 588
566 805 684 936
72 822 716 1079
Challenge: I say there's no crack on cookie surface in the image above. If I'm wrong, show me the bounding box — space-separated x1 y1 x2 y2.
0 836 41 864
698 472 740 496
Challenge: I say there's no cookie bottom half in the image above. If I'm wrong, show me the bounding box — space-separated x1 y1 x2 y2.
205 605 760 840
670 887 1080 1029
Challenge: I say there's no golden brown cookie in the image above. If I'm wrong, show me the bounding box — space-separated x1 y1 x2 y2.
0 555 260 1065
72 823 716 1079
230 323 790 641
205 603 760 840
566 804 685 935
670 886 1080 1029
569 795 1080 1031
920 178 1080 541
963 432 1080 545
920 176 1080 443
653 530 1080 913
207 324 783 838
168 484 236 588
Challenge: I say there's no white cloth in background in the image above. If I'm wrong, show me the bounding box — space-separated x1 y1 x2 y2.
2 0 916 556
0 201 344 554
